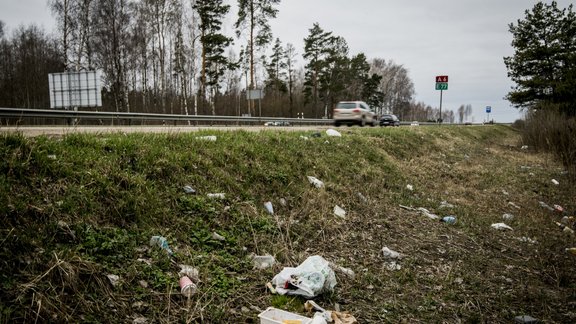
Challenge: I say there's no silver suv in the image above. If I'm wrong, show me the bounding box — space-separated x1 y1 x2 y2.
333 101 377 127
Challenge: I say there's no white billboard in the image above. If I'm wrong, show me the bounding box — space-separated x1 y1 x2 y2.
48 71 102 108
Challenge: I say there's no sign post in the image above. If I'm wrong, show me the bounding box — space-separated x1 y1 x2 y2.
435 75 448 123
486 106 492 123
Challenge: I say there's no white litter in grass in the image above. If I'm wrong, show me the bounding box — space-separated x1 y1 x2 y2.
307 176 324 188
551 179 560 185
502 213 515 221
417 207 439 220
195 135 217 141
382 246 402 259
406 184 414 191
333 205 346 219
207 193 225 199
491 223 513 231
326 129 342 137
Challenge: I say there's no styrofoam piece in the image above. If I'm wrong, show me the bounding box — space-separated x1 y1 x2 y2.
258 307 312 324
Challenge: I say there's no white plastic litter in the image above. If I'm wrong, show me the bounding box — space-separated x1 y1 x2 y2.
211 232 225 241
382 246 402 259
333 205 346 219
502 213 515 221
252 254 276 270
207 193 225 199
307 176 324 188
258 307 312 324
491 223 513 231
196 135 217 141
272 255 337 298
385 261 402 271
406 184 414 191
325 129 342 137
439 201 455 209
521 145 528 150
508 202 521 209
551 179 560 185
264 201 274 215
417 207 439 220
178 265 200 281
107 274 120 286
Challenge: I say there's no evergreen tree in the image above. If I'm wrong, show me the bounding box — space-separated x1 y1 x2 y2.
235 0 281 90
504 1 576 115
194 0 233 111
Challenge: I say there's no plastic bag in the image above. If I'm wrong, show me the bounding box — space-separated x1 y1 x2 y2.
272 255 337 298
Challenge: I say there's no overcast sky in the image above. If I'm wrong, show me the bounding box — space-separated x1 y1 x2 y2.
1 0 572 122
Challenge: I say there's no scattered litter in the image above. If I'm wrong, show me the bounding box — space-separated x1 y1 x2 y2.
263 201 274 215
138 280 148 288
508 202 521 209
307 176 324 188
179 276 197 297
561 216 574 225
439 201 454 209
265 282 277 294
565 248 576 255
551 179 559 185
491 223 513 231
514 315 538 324
555 222 575 235
47 154 57 160
324 140 330 144
150 236 174 255
133 317 148 324
333 205 346 219
311 312 329 324
440 216 457 224
539 201 554 211
211 232 225 241
356 192 367 202
183 185 196 194
196 135 217 141
179 265 199 281
271 255 337 298
399 205 415 211
329 263 355 279
207 193 225 199
417 207 439 220
137 258 152 266
406 184 414 191
252 254 276 270
454 277 464 285
553 204 564 213
258 307 311 324
300 135 310 140
107 274 120 286
382 246 402 259
521 145 529 150
279 198 287 207
516 237 537 244
501 189 509 196
326 129 342 137
502 213 515 221
384 261 402 271
331 311 358 324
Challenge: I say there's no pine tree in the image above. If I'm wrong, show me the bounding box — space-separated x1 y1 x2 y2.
504 1 576 115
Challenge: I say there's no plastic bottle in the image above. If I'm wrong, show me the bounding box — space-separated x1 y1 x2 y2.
441 216 457 224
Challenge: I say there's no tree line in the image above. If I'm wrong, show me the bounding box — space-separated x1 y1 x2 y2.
0 0 458 122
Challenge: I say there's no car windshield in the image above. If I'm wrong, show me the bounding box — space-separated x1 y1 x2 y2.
336 102 357 109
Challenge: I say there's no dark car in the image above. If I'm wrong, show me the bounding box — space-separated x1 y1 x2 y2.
380 114 400 127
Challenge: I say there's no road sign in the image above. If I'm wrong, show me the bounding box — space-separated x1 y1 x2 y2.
436 75 448 83
435 82 448 90
486 106 492 113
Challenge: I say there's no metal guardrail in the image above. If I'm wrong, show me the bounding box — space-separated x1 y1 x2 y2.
0 107 332 126
1 107 503 127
